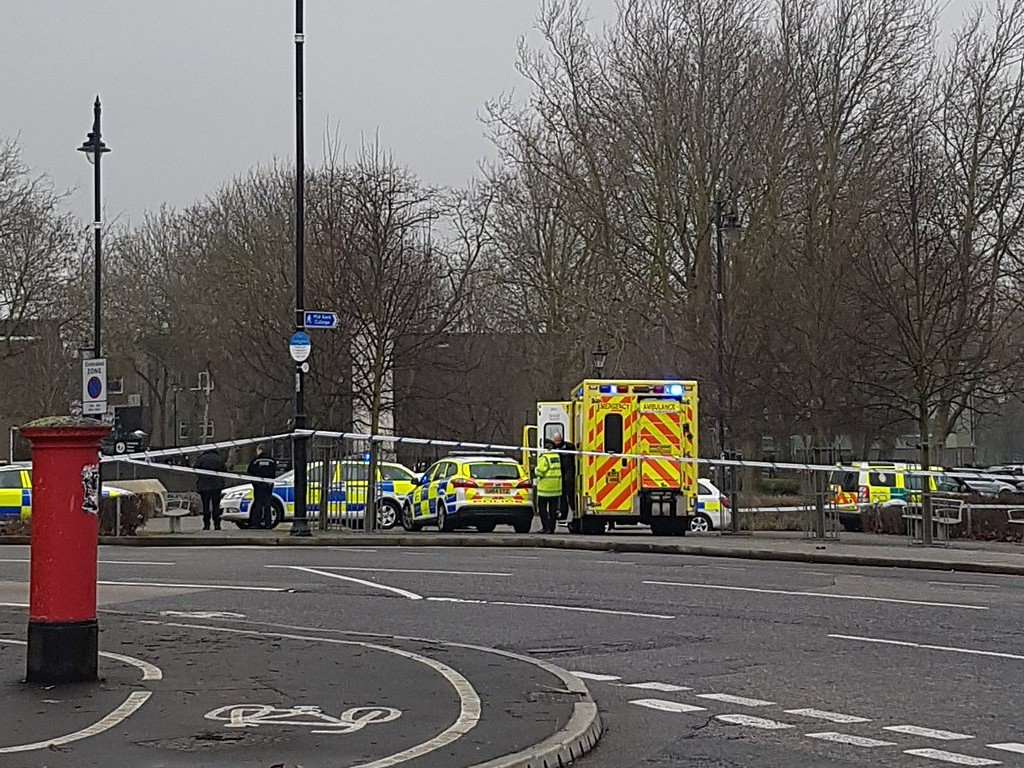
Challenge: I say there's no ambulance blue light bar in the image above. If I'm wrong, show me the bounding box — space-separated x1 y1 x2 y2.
668 384 684 396
599 385 618 394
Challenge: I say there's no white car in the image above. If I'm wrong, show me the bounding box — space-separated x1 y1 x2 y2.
690 478 732 533
947 472 1018 498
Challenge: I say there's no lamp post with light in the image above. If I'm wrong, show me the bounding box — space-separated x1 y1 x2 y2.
78 97 110 361
592 346 608 378
714 199 742 533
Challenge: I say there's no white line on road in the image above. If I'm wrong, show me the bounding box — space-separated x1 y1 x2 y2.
569 672 622 682
697 693 775 707
715 714 793 730
157 620 481 768
645 581 989 610
425 596 674 619
903 749 1000 765
101 651 163 681
0 559 175 566
630 699 706 713
97 580 284 592
928 582 1000 590
785 708 871 724
988 744 1024 755
620 681 691 692
590 560 636 566
0 602 27 608
285 566 512 577
830 634 1024 662
266 565 424 600
806 732 895 747
0 691 152 754
884 725 973 740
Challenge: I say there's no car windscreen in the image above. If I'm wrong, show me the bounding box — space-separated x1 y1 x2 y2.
832 471 858 492
381 465 415 482
469 463 521 480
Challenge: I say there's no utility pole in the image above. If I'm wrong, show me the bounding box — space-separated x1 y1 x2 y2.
290 0 311 536
714 199 741 534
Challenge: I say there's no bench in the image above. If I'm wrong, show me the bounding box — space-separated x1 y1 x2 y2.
1008 509 1024 540
901 497 964 545
164 494 194 533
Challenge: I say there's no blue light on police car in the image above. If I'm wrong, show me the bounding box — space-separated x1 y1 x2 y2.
668 384 684 396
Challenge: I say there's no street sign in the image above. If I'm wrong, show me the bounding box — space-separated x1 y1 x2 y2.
303 311 339 329
289 331 312 363
81 358 107 416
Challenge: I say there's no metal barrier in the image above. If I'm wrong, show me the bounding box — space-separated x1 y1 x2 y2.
803 447 841 540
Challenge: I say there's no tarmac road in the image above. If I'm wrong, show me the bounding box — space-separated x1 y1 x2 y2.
1 543 1023 767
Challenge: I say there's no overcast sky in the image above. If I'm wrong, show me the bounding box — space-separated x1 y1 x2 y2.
3 0 973 224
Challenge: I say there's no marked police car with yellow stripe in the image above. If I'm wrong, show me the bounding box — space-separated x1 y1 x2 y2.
0 462 133 522
401 455 534 533
220 459 418 529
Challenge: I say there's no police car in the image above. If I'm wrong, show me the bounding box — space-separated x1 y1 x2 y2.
220 460 418 529
690 478 731 533
0 462 134 522
401 454 534 533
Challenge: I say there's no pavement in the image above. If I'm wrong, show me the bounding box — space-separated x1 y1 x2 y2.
2 543 1024 767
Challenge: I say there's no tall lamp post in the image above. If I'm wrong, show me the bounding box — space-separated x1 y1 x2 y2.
290 0 311 536
78 97 109 362
714 199 741 532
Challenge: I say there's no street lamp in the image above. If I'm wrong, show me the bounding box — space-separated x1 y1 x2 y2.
78 96 110 360
714 198 741 533
592 346 608 377
290 0 311 536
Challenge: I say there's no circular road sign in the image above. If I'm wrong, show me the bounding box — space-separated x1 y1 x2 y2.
87 376 104 399
289 331 312 363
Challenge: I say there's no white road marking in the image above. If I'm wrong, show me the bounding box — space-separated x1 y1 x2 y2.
903 749 1000 765
289 566 512 577
97 580 284 592
590 560 636 566
630 699 706 713
806 732 896 747
0 692 152 754
569 672 621 682
715 714 793 730
884 725 973 740
0 639 162 753
786 708 870 724
620 681 691 692
267 566 424 600
425 596 674 619
928 582 1000 590
646 581 989 611
0 602 27 608
155 620 481 768
0 559 175 566
988 744 1024 755
830 634 1024 662
698 693 775 707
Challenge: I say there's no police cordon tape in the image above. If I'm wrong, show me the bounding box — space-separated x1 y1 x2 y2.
101 428 995 483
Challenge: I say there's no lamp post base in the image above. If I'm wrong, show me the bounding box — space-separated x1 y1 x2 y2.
26 620 98 684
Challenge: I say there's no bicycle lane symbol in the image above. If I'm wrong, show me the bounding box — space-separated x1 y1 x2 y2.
204 704 402 735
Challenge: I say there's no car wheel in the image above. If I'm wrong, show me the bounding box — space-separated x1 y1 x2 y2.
377 500 400 530
267 500 285 530
436 500 456 532
690 513 712 533
512 515 532 534
476 521 497 533
401 501 422 532
234 521 250 530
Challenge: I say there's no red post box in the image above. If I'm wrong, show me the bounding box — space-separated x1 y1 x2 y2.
20 416 110 684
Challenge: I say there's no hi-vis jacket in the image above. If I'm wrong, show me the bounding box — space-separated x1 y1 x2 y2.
535 452 563 497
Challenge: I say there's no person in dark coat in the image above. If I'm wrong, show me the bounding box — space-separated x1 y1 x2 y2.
194 448 227 531
246 445 279 530
551 432 577 523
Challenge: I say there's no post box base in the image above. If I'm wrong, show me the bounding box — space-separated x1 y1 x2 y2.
26 620 99 684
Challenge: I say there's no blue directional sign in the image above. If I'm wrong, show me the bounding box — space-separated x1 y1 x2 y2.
303 311 339 329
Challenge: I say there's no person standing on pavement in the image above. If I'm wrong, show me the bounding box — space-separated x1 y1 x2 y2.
535 440 563 534
246 445 279 530
551 432 576 524
194 448 227 531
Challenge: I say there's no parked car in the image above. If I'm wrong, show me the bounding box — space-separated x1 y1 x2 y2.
986 466 1024 493
941 472 1018 498
690 478 732 533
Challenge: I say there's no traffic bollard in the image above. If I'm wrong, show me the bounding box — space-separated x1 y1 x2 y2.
20 416 110 684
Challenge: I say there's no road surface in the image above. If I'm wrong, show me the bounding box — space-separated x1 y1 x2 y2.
1 543 1022 767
